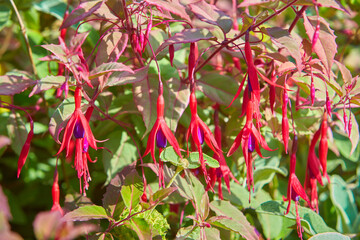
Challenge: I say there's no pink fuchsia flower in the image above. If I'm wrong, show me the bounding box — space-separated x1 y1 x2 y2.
207 107 239 199
227 100 273 197
304 129 324 212
283 136 311 215
56 87 97 158
143 92 182 187
187 92 221 182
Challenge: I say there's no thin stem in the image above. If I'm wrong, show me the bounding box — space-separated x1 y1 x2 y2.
9 0 37 77
288 6 308 33
194 0 299 74
166 166 184 188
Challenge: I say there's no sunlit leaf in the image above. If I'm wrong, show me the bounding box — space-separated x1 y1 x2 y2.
189 0 232 34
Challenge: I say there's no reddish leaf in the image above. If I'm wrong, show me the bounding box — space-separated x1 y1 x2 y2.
267 27 303 72
163 78 190 132
155 28 214 56
89 62 134 80
133 74 158 132
29 76 65 97
189 0 232 33
0 75 35 96
60 0 104 29
144 0 190 22
95 31 128 66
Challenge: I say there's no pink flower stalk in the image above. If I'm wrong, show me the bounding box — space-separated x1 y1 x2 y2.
143 92 182 187
187 92 221 182
227 100 273 198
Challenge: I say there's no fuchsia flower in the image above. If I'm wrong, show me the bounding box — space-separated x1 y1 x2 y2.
207 107 239 199
187 92 221 182
283 136 311 240
227 100 273 197
304 129 323 212
57 87 97 194
283 136 311 213
143 92 182 187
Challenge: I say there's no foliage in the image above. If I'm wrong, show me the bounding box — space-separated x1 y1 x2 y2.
0 0 360 239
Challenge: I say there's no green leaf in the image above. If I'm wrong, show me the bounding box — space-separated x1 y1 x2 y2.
159 146 220 169
152 187 177 203
120 170 143 209
330 175 358 233
103 131 137 185
189 0 232 34
309 232 350 240
29 75 65 97
303 15 337 77
89 62 133 80
63 205 111 221
256 201 335 235
205 227 221 240
176 226 200 239
128 218 152 240
210 200 258 240
189 152 220 168
138 208 170 238
0 4 11 31
197 73 241 108
253 157 287 192
34 0 68 20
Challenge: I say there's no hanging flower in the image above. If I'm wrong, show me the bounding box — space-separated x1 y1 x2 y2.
304 129 324 212
56 87 97 194
143 93 182 187
207 107 239 199
187 92 221 182
56 87 97 157
227 100 273 197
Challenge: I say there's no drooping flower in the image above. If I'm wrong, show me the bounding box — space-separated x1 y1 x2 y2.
143 92 182 187
57 87 97 158
57 87 97 194
207 106 239 199
227 100 273 197
187 92 221 182
304 129 324 212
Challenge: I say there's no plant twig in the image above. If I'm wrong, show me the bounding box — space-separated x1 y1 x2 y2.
9 0 37 77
